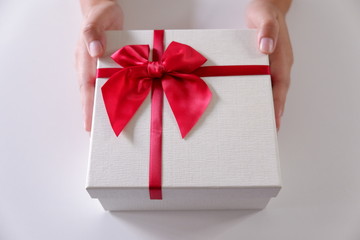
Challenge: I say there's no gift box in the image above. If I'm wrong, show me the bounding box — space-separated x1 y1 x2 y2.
86 29 282 211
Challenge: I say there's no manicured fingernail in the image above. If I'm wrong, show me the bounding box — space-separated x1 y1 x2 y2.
89 40 102 57
260 37 274 54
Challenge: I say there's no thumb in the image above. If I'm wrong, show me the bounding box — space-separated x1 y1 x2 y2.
82 15 106 58
246 3 280 55
257 16 280 54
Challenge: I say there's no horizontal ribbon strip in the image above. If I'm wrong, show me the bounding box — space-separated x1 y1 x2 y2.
97 65 270 78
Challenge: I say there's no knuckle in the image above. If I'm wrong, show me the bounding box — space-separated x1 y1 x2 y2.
78 78 95 91
272 97 283 106
273 93 286 104
262 18 278 31
282 80 291 90
272 74 290 90
82 23 98 37
279 77 291 89
78 81 88 91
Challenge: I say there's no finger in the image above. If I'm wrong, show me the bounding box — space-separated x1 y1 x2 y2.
270 53 291 131
76 40 97 131
82 4 113 58
82 81 95 132
82 2 123 58
272 77 289 131
258 17 279 54
246 3 280 54
82 18 105 58
270 17 293 131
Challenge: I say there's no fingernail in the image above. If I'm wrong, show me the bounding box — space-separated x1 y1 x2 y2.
279 108 284 118
89 40 102 57
260 37 274 54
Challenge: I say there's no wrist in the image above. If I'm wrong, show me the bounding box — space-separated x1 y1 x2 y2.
249 0 291 16
80 0 116 16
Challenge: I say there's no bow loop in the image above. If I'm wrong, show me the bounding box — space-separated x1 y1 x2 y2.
162 42 207 73
111 45 150 67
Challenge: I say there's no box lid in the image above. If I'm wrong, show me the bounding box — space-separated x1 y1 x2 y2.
86 29 281 199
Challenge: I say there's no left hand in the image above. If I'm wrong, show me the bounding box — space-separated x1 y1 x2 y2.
246 0 293 131
75 0 123 132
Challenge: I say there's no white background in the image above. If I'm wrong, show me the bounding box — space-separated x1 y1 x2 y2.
1 0 360 239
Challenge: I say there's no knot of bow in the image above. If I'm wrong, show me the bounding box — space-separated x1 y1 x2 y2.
101 41 212 138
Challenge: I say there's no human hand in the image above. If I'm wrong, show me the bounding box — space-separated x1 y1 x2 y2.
246 0 293 131
76 0 123 132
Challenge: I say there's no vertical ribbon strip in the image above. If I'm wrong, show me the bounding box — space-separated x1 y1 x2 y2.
149 30 165 199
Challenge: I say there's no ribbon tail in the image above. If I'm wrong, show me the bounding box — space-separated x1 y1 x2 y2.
162 74 212 138
101 68 152 136
149 80 163 199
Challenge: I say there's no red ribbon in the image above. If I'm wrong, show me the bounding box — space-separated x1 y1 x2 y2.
98 30 270 200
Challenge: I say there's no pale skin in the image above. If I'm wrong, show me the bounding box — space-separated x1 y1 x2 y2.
76 0 293 132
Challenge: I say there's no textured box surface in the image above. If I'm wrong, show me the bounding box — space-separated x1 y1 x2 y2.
86 29 281 210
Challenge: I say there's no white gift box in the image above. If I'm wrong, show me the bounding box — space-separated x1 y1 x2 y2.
86 29 282 211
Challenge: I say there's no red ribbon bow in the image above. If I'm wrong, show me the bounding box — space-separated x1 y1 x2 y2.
101 41 212 138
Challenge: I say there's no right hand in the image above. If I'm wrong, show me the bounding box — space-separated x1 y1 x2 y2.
76 0 123 132
246 0 293 131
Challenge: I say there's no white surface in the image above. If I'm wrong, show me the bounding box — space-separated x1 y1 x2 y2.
0 0 360 239
87 30 280 210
